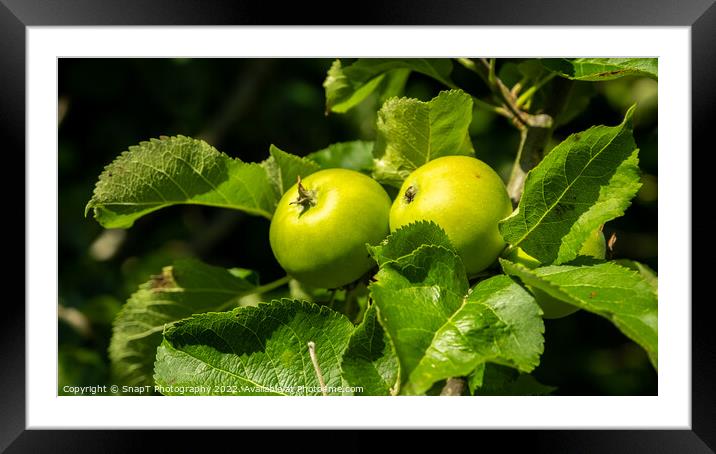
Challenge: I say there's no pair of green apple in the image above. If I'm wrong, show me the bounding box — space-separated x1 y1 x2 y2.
269 155 604 319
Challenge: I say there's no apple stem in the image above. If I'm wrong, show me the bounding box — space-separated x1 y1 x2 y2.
289 175 317 211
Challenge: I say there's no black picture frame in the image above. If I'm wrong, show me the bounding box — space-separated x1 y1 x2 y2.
3 0 713 451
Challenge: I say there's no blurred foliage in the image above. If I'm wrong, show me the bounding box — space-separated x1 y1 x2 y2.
59 58 657 395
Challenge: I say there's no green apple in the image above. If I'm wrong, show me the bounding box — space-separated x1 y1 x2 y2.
389 156 513 276
269 169 391 289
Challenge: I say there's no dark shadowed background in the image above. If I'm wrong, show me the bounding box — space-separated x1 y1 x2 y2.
58 58 658 395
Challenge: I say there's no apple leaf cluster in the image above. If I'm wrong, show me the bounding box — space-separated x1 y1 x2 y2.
87 58 658 395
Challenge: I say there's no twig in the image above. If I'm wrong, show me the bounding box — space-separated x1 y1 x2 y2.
457 58 564 135
307 341 328 396
440 378 466 396
506 77 573 205
457 58 530 129
506 114 553 205
459 58 568 204
472 97 512 120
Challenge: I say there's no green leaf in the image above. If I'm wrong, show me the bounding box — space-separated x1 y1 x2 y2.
85 136 278 228
501 259 658 369
379 69 411 103
467 363 486 395
555 82 597 127
498 59 547 88
499 105 642 265
324 59 455 114
370 244 467 391
471 364 556 396
86 137 320 228
306 141 374 172
368 222 544 395
263 144 321 196
615 259 658 291
497 62 524 88
340 304 399 396
404 275 544 395
543 58 658 81
368 220 454 267
109 259 260 388
323 60 383 114
154 299 355 395
518 59 549 81
372 90 475 187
